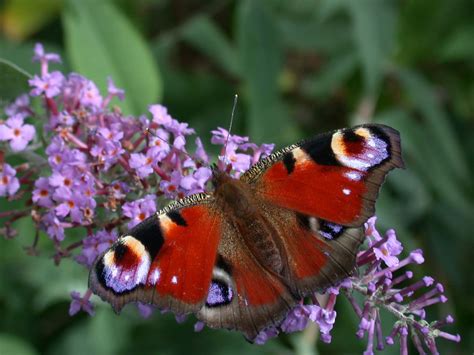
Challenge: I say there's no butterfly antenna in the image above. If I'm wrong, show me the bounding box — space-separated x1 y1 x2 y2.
223 94 238 160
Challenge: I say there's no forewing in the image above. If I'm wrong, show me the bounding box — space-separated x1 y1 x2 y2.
89 193 222 315
242 124 404 227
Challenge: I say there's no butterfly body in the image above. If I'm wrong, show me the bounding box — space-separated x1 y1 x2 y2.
89 124 404 341
212 170 285 274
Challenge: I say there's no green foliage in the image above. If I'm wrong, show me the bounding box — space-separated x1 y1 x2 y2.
0 58 31 106
0 0 472 353
63 0 162 115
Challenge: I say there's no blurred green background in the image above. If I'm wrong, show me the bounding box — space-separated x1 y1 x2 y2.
0 0 473 354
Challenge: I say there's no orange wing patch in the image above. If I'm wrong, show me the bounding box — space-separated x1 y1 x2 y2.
148 205 221 305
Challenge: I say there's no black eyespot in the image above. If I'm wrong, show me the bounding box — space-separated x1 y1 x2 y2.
319 220 344 240
167 210 188 227
112 242 128 261
296 213 311 230
129 216 164 258
343 129 364 142
300 132 341 166
205 279 233 308
216 254 232 275
282 152 296 174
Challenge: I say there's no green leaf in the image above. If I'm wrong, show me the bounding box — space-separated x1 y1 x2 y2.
236 0 296 143
302 53 357 98
181 15 240 77
397 68 469 185
0 334 38 355
63 0 162 115
277 13 352 53
49 309 130 355
0 58 31 106
439 25 474 61
345 0 397 96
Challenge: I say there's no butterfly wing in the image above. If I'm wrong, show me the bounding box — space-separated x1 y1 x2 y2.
242 124 404 227
239 123 403 298
90 192 297 340
197 217 296 340
258 202 364 297
89 193 222 315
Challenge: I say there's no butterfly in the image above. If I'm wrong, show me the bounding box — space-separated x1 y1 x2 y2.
89 124 404 341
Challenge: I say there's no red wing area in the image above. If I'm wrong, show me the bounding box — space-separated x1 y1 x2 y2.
148 205 221 308
250 124 404 227
266 207 365 295
231 247 288 307
197 220 296 341
259 161 367 225
89 200 222 314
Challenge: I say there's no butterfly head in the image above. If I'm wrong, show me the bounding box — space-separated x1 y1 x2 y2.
210 162 234 189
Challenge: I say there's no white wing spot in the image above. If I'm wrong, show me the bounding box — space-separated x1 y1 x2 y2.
150 268 161 285
343 188 351 195
345 171 362 181
171 275 178 284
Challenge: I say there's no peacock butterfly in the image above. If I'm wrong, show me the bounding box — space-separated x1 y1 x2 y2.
89 124 404 341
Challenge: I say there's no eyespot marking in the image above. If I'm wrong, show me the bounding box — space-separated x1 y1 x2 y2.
98 235 151 293
167 210 187 227
282 152 296 174
205 279 234 308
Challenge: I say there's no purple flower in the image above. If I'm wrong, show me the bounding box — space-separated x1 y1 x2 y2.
49 171 75 190
149 104 172 126
90 132 123 171
29 71 64 98
372 229 403 267
280 304 311 333
148 131 170 157
159 171 184 199
56 111 76 127
129 151 158 179
211 127 248 145
79 80 103 108
364 216 382 243
194 137 209 163
41 212 65 241
105 77 125 103
76 230 117 267
69 291 95 316
243 142 275 164
221 142 252 173
32 177 54 207
33 43 61 64
0 163 20 197
149 104 194 136
5 94 31 119
53 186 87 223
179 167 212 194
254 327 279 345
309 306 337 342
137 303 154 318
0 115 36 151
122 195 157 228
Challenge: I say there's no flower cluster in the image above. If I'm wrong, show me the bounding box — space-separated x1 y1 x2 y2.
0 44 460 353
